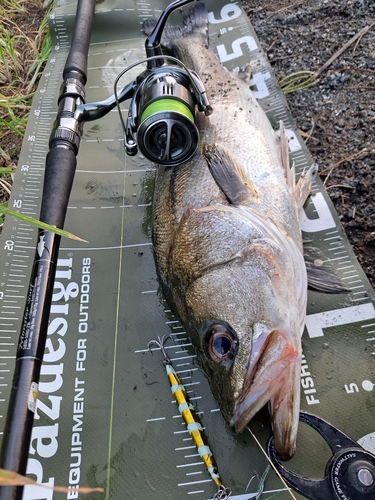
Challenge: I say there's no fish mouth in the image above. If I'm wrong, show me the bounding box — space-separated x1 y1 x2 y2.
230 329 301 459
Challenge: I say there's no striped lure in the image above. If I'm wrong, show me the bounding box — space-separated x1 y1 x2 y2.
148 335 231 500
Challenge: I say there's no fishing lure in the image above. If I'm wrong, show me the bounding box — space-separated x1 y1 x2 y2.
148 334 231 500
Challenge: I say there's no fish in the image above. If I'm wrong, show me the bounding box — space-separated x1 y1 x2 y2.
144 2 316 459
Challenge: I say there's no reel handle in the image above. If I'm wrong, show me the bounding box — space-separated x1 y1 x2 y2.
145 0 196 67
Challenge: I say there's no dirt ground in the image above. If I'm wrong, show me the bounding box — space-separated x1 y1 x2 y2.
243 0 375 290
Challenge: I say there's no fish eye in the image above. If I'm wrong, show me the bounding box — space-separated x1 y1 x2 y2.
206 324 237 363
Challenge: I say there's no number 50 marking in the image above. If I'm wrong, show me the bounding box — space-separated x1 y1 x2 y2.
217 36 258 63
345 383 359 394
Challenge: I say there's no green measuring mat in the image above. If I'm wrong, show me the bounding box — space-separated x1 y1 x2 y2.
0 1 374 499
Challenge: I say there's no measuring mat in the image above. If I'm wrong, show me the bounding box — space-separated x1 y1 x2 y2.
0 1 374 499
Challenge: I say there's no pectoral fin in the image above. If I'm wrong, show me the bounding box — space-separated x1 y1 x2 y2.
202 143 258 205
304 246 350 293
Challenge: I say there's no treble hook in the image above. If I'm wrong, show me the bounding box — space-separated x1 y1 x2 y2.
147 333 174 365
213 485 232 500
146 333 230 497
245 466 269 499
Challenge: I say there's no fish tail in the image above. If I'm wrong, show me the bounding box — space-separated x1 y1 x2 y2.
143 2 208 51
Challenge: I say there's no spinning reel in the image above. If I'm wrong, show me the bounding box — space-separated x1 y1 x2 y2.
114 0 212 166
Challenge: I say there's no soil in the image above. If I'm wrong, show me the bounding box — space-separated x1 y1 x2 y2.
242 0 375 290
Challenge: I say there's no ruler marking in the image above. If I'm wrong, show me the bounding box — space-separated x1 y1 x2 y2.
178 479 211 486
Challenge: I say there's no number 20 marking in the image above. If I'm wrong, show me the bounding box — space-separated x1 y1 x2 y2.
4 240 14 251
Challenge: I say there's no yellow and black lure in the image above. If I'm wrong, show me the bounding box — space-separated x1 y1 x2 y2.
148 334 231 500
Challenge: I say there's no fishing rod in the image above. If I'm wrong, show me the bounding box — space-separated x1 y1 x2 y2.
0 1 210 498
0 1 96 499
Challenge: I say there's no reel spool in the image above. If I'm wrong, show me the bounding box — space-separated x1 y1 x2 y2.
125 64 210 166
135 70 199 165
115 0 212 167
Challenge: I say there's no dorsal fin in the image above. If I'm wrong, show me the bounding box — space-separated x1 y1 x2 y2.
202 143 258 205
279 121 318 211
295 163 318 211
279 121 295 191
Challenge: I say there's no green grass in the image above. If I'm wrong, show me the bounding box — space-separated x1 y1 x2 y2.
0 0 52 228
278 71 319 93
0 204 88 241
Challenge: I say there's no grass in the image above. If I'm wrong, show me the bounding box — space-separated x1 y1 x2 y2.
0 0 52 228
278 71 319 93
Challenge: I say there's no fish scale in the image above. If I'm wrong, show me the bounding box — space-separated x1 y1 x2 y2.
149 2 309 459
155 18 302 243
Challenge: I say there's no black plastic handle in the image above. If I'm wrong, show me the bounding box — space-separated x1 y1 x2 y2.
40 148 77 226
145 0 195 66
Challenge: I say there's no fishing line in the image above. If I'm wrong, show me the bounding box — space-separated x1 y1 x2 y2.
246 428 298 500
105 161 128 500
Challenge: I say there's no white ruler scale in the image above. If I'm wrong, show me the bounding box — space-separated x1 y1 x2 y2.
0 4 70 436
0 1 374 499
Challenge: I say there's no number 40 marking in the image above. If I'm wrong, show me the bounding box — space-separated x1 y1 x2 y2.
217 36 258 63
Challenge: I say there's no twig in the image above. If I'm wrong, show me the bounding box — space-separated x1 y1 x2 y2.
315 24 375 76
271 54 297 63
329 67 375 74
0 179 12 196
313 19 356 29
260 0 306 24
353 24 369 54
346 85 375 90
266 39 276 53
304 119 315 144
321 148 369 186
325 184 356 190
299 130 319 142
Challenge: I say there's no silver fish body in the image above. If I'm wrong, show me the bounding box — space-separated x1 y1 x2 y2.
147 2 311 459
